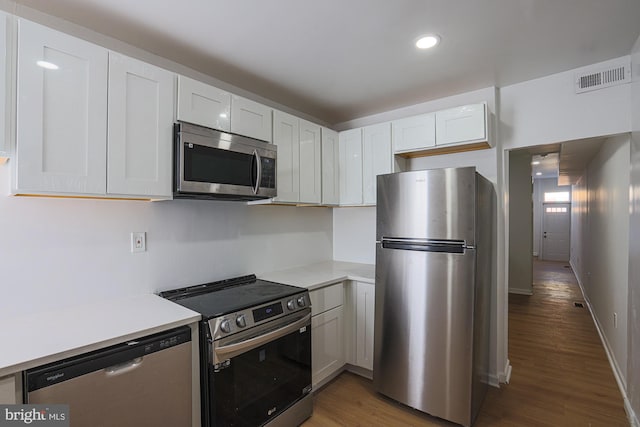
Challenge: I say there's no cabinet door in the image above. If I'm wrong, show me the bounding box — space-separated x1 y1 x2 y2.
435 103 486 146
176 75 230 131
107 52 174 198
16 19 108 195
356 282 375 371
272 110 299 203
230 95 272 142
299 119 321 204
338 128 363 205
321 127 339 205
0 12 9 161
0 375 17 404
311 306 345 388
362 123 392 205
391 112 435 153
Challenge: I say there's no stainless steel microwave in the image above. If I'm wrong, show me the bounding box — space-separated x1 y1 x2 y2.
174 121 277 200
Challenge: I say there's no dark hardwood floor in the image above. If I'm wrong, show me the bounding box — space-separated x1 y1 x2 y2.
302 260 628 426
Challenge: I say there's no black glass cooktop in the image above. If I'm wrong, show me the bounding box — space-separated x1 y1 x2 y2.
159 274 304 318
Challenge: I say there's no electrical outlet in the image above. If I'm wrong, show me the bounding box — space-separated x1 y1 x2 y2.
131 232 146 253
613 312 618 329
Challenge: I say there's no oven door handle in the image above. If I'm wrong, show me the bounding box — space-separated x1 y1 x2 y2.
215 313 311 360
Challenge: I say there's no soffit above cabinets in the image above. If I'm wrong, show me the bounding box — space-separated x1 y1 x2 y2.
12 0 640 125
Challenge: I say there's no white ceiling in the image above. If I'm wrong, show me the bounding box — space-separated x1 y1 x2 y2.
16 0 640 125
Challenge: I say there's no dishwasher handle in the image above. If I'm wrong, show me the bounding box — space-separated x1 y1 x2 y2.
104 357 143 377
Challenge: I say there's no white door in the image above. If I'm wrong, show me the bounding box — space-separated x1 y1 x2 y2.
391 112 435 153
338 128 363 205
311 306 344 388
362 122 392 205
16 19 108 195
435 103 486 146
107 52 174 198
230 95 272 142
176 75 230 131
272 110 299 203
541 203 571 261
299 119 321 204
355 281 375 370
321 127 339 205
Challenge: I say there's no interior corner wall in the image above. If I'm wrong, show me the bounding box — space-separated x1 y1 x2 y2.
507 151 532 295
332 206 376 264
577 134 630 390
627 33 640 426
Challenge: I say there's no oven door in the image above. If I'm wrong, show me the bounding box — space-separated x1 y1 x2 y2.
208 309 312 427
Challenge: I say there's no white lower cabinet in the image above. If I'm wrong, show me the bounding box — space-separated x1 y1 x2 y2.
311 305 345 388
310 282 345 388
354 281 375 371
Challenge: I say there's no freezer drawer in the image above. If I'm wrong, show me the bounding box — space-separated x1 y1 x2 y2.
25 326 192 427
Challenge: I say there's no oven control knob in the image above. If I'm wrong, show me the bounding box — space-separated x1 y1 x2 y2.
296 296 306 307
236 315 246 328
287 299 296 311
220 320 231 334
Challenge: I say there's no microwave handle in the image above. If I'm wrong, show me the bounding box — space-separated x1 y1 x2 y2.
252 150 262 195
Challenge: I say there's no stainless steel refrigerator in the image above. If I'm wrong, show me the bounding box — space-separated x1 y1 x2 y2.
373 167 494 427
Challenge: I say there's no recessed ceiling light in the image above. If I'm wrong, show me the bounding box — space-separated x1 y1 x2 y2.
536 172 542 176
531 161 540 165
415 34 440 49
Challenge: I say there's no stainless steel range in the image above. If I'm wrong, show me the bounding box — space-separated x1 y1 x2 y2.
160 274 312 427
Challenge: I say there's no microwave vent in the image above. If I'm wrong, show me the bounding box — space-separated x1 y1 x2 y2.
575 60 631 94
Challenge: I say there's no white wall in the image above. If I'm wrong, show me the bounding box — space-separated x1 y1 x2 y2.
332 207 376 264
571 134 630 388
532 178 571 257
0 163 333 321
508 151 532 295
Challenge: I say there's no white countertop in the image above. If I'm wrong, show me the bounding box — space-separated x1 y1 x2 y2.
0 294 200 377
259 261 375 290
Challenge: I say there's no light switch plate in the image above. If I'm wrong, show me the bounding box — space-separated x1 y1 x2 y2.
131 232 146 253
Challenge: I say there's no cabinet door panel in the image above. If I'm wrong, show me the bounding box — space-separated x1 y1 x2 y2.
362 123 392 205
435 103 486 146
107 52 174 198
312 306 345 388
16 19 108 194
0 12 9 160
338 128 363 205
231 95 272 142
356 282 375 371
272 110 299 202
392 113 435 153
299 119 321 204
177 75 230 131
321 128 339 205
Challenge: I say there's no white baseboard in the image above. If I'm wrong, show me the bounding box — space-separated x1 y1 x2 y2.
489 359 511 387
508 288 533 296
570 260 635 426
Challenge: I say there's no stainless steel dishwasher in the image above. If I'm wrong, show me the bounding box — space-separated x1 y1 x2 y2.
24 326 192 427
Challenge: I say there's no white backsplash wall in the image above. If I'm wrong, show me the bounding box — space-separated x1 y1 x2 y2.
0 164 333 320
333 207 376 264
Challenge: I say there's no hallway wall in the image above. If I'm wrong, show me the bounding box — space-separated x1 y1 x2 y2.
571 134 630 392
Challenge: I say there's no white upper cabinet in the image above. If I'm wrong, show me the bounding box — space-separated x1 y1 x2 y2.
362 122 392 205
272 110 300 203
176 75 230 132
231 95 272 142
435 102 487 146
321 127 339 205
107 52 174 198
338 128 363 205
16 19 108 195
0 12 9 161
298 119 321 204
392 112 435 153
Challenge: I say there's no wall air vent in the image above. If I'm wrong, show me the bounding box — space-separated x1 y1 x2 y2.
575 60 631 94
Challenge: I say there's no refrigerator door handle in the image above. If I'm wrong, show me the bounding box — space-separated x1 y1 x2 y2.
381 237 468 253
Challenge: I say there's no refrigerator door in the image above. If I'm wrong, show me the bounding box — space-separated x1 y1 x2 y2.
376 167 476 245
373 244 476 427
